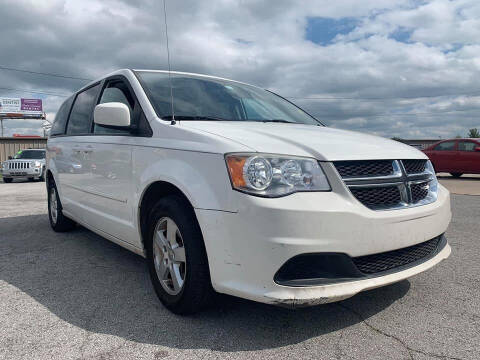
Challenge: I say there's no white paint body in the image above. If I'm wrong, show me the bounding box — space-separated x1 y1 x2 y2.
47 69 451 306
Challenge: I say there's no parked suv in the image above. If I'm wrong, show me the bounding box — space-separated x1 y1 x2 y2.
2 149 46 183
46 69 451 314
423 138 480 177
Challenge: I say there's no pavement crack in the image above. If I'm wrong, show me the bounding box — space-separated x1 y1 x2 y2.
77 304 101 360
334 328 345 360
337 303 466 360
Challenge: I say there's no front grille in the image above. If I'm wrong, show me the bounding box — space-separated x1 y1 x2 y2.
403 159 427 174
8 162 30 170
350 186 401 209
334 160 393 178
352 237 441 274
333 159 436 210
411 182 429 202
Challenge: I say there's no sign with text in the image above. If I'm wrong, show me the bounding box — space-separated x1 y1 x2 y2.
0 98 43 117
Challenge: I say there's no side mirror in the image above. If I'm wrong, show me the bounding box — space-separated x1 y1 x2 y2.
94 102 131 128
8 156 12 160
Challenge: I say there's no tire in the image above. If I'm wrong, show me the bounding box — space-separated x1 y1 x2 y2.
3 178 12 183
39 169 45 182
28 177 34 181
146 195 213 314
450 173 463 178
48 180 76 232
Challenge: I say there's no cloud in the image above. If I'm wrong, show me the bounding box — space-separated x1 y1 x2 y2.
1 0 480 138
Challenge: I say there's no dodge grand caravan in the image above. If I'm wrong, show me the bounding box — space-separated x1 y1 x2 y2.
46 69 451 314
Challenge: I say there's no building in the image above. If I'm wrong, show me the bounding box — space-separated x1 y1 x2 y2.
0 136 47 162
394 139 440 150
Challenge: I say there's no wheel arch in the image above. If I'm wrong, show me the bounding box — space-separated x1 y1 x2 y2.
46 169 55 187
137 180 200 252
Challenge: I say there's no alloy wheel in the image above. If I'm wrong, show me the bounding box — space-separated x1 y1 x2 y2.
50 187 58 225
153 217 187 295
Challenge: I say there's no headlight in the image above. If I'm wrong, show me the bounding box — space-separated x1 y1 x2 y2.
225 153 330 197
34 161 42 168
424 160 438 201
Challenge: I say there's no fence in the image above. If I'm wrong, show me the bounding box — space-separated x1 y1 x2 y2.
0 137 48 162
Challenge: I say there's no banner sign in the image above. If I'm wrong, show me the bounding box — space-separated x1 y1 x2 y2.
0 98 43 117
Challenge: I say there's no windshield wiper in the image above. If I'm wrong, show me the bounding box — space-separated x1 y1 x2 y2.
258 119 296 124
162 115 232 121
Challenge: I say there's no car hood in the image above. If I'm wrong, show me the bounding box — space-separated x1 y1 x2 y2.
181 121 427 161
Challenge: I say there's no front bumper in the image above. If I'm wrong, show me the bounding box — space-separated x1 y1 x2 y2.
195 183 451 306
2 168 42 178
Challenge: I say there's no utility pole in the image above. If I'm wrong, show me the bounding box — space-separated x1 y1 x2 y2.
0 118 3 137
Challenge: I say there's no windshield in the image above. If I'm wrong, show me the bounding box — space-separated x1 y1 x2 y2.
14 150 46 160
136 71 322 126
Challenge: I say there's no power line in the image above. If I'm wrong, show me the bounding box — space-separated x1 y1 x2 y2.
0 87 70 97
4 64 480 101
287 91 480 101
313 108 480 118
3 64 480 102
0 65 93 81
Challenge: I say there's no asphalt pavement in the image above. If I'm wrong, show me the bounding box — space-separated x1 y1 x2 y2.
0 180 479 360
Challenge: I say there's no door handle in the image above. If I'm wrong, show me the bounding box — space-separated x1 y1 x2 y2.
73 145 93 153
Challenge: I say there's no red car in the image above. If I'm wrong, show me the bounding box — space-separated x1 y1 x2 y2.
423 138 480 177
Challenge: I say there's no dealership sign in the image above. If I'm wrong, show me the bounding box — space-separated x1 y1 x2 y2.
0 98 43 117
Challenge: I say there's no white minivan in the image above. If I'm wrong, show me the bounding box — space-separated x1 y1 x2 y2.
47 69 451 314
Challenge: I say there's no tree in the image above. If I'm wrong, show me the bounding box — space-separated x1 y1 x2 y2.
467 128 480 138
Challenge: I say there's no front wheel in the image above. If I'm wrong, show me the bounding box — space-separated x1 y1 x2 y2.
48 181 76 232
146 195 213 314
3 178 12 183
450 173 463 178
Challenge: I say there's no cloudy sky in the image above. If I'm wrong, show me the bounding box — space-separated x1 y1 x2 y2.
1 0 480 138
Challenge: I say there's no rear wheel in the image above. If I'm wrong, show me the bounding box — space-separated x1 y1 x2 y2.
450 173 463 178
146 195 213 314
3 178 12 183
48 181 76 232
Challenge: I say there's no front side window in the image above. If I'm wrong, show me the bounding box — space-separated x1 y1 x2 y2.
14 150 46 159
94 81 134 135
458 141 477 151
50 96 74 136
434 141 455 151
66 84 101 135
136 71 321 126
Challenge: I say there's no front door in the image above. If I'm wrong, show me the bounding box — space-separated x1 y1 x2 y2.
80 78 138 246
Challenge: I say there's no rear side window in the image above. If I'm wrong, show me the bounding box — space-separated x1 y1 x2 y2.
458 141 477 151
434 141 455 151
50 97 74 136
66 84 101 135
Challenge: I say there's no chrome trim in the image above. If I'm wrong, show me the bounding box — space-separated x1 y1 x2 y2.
335 159 438 211
342 160 403 182
347 182 404 188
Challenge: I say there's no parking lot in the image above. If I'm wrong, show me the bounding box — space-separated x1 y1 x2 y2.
0 178 479 360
